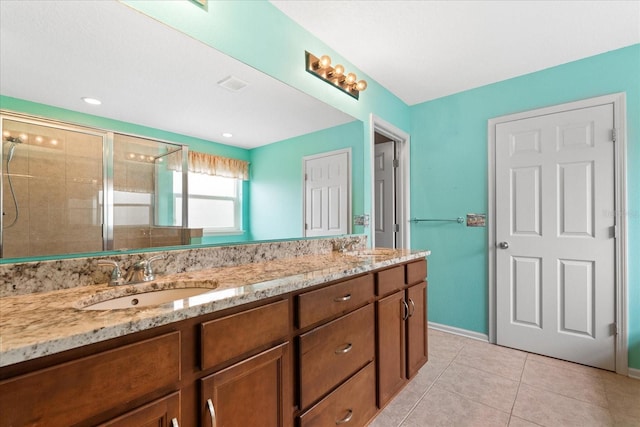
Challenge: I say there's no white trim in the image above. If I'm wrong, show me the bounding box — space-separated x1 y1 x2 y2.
302 148 352 237
628 368 640 380
429 322 490 342
487 93 628 375
370 114 411 249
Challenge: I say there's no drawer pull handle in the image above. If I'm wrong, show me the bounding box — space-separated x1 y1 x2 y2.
408 298 416 317
336 409 353 425
171 418 179 427
334 294 351 302
335 343 353 354
402 300 409 321
207 398 216 427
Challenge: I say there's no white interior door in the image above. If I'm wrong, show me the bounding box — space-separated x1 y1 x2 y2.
304 150 350 237
495 103 616 370
374 141 395 248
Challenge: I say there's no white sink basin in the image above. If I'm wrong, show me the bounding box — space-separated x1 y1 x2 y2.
79 286 215 310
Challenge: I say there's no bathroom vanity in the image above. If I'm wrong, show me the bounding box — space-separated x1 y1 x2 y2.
0 238 429 426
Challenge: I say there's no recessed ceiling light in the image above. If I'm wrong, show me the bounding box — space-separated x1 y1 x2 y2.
82 97 102 105
222 132 233 138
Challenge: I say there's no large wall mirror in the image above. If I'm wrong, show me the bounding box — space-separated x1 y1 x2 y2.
0 1 363 261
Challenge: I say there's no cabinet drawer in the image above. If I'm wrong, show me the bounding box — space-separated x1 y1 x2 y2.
201 299 289 370
299 304 375 409
0 331 180 427
376 265 404 296
98 391 180 427
406 259 427 285
297 274 373 329
299 362 376 427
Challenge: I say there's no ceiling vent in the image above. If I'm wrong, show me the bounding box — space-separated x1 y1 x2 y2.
217 76 248 92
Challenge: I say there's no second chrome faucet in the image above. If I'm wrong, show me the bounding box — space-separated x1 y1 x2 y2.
98 254 165 286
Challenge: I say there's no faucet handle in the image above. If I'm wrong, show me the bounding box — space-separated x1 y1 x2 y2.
143 254 165 281
98 260 124 286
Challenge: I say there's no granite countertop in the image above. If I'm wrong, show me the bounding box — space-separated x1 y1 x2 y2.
0 248 429 368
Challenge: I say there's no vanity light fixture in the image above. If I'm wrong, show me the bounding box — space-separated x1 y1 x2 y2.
82 97 102 105
305 51 367 100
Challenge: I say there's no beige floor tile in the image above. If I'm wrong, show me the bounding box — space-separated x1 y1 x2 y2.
404 354 450 396
370 385 423 427
512 384 613 427
508 416 542 427
427 329 470 361
526 352 605 379
437 361 519 413
602 374 640 426
401 385 510 427
521 358 608 407
454 340 527 381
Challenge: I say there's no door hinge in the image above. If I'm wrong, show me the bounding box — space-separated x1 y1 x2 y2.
392 159 399 168
612 128 617 142
611 322 618 336
305 223 308 230
304 173 308 181
394 223 400 232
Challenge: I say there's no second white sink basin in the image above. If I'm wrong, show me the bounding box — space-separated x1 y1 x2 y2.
80 287 213 310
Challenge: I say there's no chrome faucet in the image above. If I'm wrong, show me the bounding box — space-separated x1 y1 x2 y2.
97 255 165 286
123 254 165 284
97 260 125 286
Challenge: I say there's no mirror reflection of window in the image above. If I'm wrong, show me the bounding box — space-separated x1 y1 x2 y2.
174 172 242 234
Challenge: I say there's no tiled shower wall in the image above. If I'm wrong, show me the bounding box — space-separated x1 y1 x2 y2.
2 120 103 257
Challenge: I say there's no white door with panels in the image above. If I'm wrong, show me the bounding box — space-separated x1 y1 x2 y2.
304 150 350 237
495 103 616 370
374 141 396 248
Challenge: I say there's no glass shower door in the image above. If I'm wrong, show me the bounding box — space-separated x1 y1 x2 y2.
1 117 105 258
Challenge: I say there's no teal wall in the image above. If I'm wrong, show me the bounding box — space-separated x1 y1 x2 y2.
249 121 364 240
409 44 640 369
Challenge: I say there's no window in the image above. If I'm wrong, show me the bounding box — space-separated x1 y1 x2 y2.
174 172 242 233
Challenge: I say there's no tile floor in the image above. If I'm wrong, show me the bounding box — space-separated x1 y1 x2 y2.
369 328 640 427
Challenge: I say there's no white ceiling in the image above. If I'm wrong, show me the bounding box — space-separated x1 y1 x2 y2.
270 0 640 105
0 1 354 149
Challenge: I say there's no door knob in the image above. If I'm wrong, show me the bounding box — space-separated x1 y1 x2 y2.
498 242 509 249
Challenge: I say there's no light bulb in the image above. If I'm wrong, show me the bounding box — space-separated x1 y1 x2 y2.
356 80 368 91
2 131 10 138
345 73 357 84
35 136 43 143
319 55 331 68
333 64 345 76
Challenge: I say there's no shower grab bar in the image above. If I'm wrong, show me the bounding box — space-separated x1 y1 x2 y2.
409 217 465 224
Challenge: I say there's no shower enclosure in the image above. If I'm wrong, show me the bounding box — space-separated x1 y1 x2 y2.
1 113 188 258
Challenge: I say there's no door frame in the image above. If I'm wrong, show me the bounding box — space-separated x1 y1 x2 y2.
370 114 411 249
487 93 628 375
302 148 352 237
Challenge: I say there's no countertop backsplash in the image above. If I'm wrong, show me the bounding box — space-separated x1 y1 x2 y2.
0 235 367 297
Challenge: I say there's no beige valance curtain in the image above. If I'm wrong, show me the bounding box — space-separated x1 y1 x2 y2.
169 151 248 180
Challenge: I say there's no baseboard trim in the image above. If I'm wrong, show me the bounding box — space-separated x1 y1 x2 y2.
628 367 640 380
428 322 489 342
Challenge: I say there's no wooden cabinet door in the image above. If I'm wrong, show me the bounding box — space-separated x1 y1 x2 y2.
98 391 180 427
200 342 291 427
376 290 406 408
406 281 428 378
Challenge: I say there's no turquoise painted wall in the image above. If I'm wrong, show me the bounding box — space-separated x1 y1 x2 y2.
409 44 640 369
249 120 364 240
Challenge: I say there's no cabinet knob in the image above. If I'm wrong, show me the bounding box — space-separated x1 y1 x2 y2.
402 300 410 321
206 398 216 427
333 294 351 302
335 408 353 425
408 298 416 317
335 343 353 354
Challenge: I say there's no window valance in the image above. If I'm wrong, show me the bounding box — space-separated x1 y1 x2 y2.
169 151 248 180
